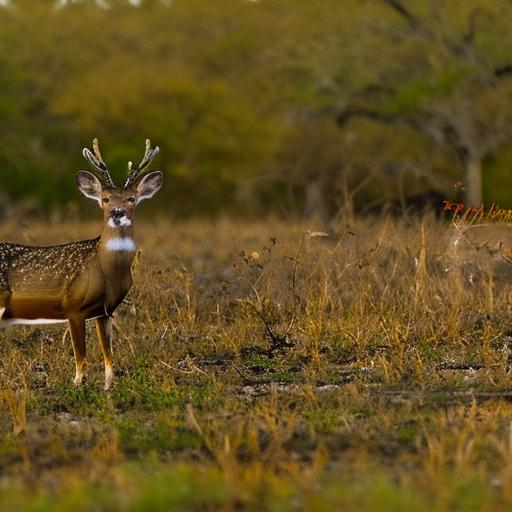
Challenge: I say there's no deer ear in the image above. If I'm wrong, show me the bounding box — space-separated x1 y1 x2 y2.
135 171 163 204
76 170 103 205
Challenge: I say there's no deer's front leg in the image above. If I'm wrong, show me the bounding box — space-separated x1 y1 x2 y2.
95 316 114 390
68 314 87 385
0 286 12 319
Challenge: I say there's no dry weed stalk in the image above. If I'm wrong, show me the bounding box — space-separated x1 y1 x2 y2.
1 386 27 436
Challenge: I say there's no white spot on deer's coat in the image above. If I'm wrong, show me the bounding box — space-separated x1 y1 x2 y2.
105 237 136 252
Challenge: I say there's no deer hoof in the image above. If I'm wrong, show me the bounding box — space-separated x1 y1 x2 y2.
104 365 114 391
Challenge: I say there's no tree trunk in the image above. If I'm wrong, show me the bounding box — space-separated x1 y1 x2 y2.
304 178 325 219
464 154 482 207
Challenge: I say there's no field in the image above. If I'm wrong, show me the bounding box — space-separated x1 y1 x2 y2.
2 215 512 511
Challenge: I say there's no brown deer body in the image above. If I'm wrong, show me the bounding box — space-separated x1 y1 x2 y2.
0 139 163 389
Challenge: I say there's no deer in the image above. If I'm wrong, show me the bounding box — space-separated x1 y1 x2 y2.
0 139 163 390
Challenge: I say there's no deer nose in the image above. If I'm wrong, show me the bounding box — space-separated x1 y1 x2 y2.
109 208 128 227
110 208 126 219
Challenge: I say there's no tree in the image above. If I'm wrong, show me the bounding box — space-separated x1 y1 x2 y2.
333 0 512 207
1 0 512 216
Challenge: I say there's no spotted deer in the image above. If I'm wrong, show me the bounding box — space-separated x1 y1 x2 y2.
0 139 163 389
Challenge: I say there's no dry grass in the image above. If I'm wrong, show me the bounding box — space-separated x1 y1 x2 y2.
1 214 512 510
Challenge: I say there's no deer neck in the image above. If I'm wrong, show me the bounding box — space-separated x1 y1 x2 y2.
98 223 135 316
99 223 136 266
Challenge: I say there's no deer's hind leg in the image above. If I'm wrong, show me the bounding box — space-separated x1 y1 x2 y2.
95 316 114 390
68 314 87 385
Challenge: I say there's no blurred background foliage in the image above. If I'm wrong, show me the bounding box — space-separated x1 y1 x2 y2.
1 0 512 217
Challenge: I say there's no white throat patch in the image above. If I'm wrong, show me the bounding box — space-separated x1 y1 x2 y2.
105 237 136 252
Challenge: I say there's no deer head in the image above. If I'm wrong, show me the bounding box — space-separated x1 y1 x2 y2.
76 139 163 228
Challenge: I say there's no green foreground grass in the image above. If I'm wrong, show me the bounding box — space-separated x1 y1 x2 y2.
2 216 512 511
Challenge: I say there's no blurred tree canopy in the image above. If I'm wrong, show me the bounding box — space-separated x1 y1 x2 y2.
0 0 512 217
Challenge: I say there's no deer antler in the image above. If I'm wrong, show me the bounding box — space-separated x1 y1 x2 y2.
124 139 160 188
82 138 115 188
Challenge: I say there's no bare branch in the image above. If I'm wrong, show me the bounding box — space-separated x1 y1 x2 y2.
336 106 416 128
382 0 421 30
380 0 476 62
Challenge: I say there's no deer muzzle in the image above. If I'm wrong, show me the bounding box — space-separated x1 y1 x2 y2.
108 208 131 227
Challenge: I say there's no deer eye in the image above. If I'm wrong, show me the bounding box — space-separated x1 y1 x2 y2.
102 197 110 203
127 197 136 204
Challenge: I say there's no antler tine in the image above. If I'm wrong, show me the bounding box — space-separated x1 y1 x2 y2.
82 138 114 188
124 139 160 188
139 139 159 171
92 138 106 168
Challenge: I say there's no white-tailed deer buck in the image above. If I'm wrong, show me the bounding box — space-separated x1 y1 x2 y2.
0 139 163 389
